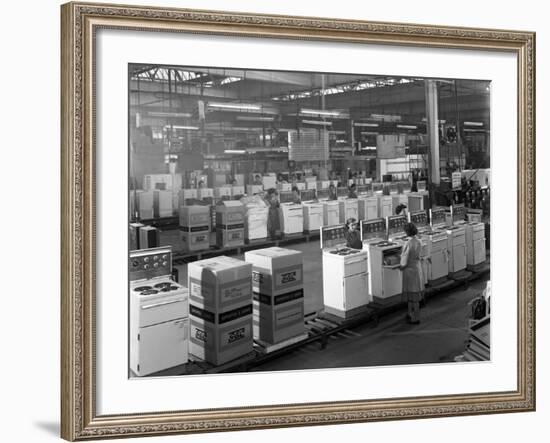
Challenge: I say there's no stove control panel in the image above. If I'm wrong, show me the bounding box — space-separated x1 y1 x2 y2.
387 215 407 236
360 218 386 241
320 224 347 249
430 207 446 227
129 246 172 282
451 203 467 223
410 210 428 227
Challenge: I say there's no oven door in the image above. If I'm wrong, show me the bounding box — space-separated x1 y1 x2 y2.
136 318 188 376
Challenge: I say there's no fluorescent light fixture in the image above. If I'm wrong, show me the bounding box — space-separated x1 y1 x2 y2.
421 118 446 124
361 131 378 135
329 130 347 134
396 124 418 130
463 129 486 133
354 122 379 127
464 121 484 127
302 119 332 126
164 125 199 130
149 111 192 118
300 108 342 117
208 102 261 111
220 77 241 85
235 116 275 122
370 113 402 122
224 149 246 154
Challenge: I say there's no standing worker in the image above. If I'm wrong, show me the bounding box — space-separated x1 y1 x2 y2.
265 188 280 240
344 218 362 250
399 222 425 324
348 183 358 199
328 183 338 200
291 186 302 204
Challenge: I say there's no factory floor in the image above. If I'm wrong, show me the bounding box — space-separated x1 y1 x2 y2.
251 277 488 372
170 235 489 370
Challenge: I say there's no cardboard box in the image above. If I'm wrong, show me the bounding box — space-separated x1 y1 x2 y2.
245 248 305 344
153 190 173 218
179 206 211 252
178 189 198 207
179 205 211 227
143 174 173 191
188 256 253 312
129 222 145 250
139 226 159 249
135 190 154 219
189 306 253 366
216 201 245 247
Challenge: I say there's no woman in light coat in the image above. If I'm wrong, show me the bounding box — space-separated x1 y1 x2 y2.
400 222 425 324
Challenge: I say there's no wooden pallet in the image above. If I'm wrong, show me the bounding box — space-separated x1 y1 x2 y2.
245 237 269 245
450 269 473 282
254 333 310 354
467 262 489 273
189 351 258 374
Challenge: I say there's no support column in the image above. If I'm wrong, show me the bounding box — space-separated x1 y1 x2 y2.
425 80 440 185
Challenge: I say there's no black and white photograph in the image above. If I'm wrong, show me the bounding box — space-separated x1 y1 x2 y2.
128 63 491 378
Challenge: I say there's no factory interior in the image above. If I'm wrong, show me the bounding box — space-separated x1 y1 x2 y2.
128 64 491 377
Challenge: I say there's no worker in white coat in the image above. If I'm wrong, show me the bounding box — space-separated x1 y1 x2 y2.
399 222 425 324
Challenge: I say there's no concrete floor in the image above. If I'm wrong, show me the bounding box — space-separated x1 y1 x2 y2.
252 277 489 371
164 230 489 370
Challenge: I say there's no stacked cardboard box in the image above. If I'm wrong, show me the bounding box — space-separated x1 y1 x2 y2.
178 189 198 207
153 190 173 218
188 256 253 365
130 190 154 220
129 222 144 250
179 206 211 252
138 226 159 249
244 247 305 344
216 201 245 248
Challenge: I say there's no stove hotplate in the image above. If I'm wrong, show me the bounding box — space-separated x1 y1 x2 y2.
134 285 152 292
329 247 361 256
140 289 159 295
160 285 180 292
374 241 397 247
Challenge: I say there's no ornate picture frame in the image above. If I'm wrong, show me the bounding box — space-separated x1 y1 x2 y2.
61 2 535 440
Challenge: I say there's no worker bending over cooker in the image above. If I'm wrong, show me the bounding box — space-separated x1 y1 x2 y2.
348 183 358 199
291 186 302 204
344 217 362 250
399 222 425 324
328 184 338 200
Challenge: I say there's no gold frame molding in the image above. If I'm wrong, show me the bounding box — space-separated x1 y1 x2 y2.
61 2 536 441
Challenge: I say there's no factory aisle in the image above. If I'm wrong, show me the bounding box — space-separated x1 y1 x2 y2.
250 277 489 372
